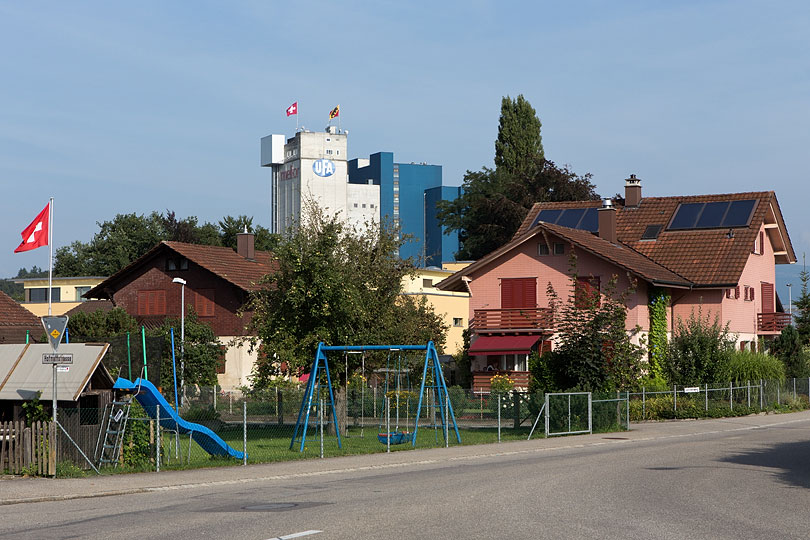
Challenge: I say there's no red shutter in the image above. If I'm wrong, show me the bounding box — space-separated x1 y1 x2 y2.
501 278 536 309
576 276 601 308
759 231 764 254
735 286 740 299
761 283 774 313
138 290 166 315
195 289 215 317
138 291 147 315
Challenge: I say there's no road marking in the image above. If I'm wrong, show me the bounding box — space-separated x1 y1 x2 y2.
268 531 322 540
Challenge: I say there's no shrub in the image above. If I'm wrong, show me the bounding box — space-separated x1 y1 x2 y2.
716 350 785 383
664 308 735 385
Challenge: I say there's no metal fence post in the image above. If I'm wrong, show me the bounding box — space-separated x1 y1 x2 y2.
445 391 449 448
243 400 247 466
156 406 161 473
705 384 708 412
793 378 796 401
497 393 501 443
729 381 733 411
777 383 780 406
625 392 630 429
385 396 390 454
642 386 646 420
674 385 677 412
760 379 764 410
747 381 750 408
320 398 325 459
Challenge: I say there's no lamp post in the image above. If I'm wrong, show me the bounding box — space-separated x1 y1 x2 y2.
787 283 792 317
172 277 186 407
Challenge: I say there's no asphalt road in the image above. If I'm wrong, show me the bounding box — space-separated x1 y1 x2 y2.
2 413 810 540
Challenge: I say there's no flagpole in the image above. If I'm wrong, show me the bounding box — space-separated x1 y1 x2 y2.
297 102 299 132
48 197 53 316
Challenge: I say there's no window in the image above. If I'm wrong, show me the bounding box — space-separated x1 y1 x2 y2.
28 287 60 303
353 203 358 208
326 149 333 155
744 286 755 302
537 243 550 256
501 278 537 309
422 278 433 288
362 203 366 208
575 276 601 308
166 257 189 271
453 317 463 327
138 290 166 316
370 204 375 208
75 286 91 302
195 289 215 317
753 231 764 255
641 225 663 240
554 243 565 255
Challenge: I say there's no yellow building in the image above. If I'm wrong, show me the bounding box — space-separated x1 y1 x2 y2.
401 266 470 355
14 276 108 317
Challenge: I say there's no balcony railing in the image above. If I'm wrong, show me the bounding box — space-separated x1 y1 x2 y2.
472 370 531 393
471 308 553 332
757 312 792 333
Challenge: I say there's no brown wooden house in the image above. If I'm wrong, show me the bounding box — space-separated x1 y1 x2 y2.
0 290 42 345
84 233 277 389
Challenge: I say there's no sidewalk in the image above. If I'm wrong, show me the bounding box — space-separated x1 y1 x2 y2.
2 410 808 506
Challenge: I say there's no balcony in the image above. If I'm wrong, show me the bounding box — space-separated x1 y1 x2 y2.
472 370 531 393
471 308 553 334
757 312 792 333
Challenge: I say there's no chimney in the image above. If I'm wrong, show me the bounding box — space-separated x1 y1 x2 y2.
625 174 642 207
598 198 617 244
237 228 255 260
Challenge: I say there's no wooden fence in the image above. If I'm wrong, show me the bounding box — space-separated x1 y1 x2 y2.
0 421 56 476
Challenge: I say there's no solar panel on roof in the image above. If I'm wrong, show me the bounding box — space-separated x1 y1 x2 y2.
557 208 586 228
641 224 663 240
668 199 757 230
696 201 728 228
533 209 563 227
579 208 599 232
722 199 757 227
669 203 703 229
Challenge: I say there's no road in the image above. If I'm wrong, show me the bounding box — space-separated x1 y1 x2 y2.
2 412 810 539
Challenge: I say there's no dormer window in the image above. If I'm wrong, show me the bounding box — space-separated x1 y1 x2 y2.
166 257 189 271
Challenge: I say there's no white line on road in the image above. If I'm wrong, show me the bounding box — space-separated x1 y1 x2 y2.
268 530 322 540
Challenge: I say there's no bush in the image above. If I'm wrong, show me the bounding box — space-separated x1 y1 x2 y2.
716 350 785 383
664 309 735 385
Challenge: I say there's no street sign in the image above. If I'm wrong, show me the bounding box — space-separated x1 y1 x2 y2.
684 387 701 393
42 316 69 352
56 365 70 373
42 353 73 365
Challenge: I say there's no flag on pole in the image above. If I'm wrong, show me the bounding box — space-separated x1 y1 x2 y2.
286 102 298 116
329 105 340 119
14 203 50 253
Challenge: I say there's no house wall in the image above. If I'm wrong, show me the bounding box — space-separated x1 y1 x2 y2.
110 255 250 337
720 222 777 343
467 235 649 333
217 337 258 390
402 269 470 355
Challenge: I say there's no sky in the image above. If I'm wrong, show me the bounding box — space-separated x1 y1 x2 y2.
1 1 808 303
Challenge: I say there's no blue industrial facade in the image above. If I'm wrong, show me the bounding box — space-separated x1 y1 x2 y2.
348 152 459 267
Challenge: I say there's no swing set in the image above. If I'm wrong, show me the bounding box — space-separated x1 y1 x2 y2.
290 341 461 452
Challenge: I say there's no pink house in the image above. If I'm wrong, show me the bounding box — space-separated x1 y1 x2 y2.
437 177 796 392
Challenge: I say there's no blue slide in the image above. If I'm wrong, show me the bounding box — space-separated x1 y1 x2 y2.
113 377 245 460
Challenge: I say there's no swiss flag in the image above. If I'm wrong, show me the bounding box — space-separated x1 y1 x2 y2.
14 203 50 253
286 102 298 116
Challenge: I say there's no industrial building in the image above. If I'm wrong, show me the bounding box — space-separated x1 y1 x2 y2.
261 128 459 267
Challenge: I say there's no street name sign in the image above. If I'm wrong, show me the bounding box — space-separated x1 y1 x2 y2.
42 353 73 365
684 387 701 393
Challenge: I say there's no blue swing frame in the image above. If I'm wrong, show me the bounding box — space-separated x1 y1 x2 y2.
290 341 461 452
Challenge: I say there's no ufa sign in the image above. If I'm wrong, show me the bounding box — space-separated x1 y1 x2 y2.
312 159 335 177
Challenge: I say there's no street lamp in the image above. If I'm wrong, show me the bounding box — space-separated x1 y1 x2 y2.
787 283 792 317
172 277 186 406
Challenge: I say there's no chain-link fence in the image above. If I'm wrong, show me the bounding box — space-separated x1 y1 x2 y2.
44 378 806 475
629 377 810 421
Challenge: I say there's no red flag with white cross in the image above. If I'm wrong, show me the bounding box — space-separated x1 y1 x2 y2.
14 203 50 253
286 102 298 116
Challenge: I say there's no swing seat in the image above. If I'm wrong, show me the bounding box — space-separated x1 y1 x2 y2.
377 431 412 445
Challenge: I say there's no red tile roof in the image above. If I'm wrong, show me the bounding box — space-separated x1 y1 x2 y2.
515 191 795 286
439 190 795 292
86 241 277 299
0 291 40 327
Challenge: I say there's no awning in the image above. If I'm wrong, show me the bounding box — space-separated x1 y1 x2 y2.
468 335 540 356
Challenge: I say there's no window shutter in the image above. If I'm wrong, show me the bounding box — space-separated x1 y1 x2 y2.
501 278 536 309
735 286 740 299
759 231 764 254
761 283 774 313
195 289 215 317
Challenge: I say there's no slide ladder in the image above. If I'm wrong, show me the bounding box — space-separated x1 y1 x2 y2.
95 396 133 468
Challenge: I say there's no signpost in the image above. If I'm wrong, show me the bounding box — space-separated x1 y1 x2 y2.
684 387 701 394
41 316 69 423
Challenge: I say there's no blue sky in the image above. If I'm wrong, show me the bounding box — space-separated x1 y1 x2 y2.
1 1 808 302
